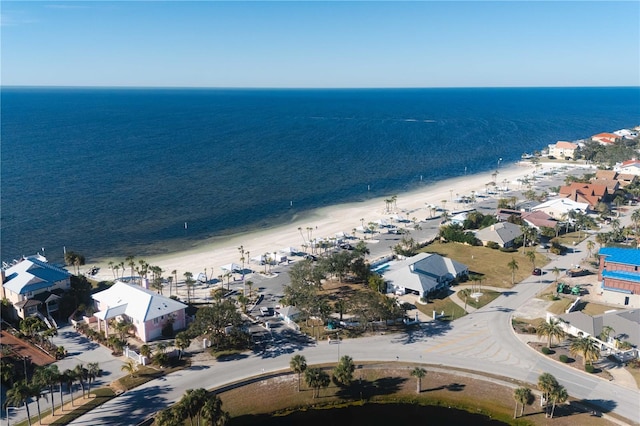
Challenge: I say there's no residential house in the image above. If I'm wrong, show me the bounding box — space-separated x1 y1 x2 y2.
530 198 589 219
591 132 619 145
521 210 558 230
549 310 639 361
495 208 522 222
384 253 468 298
475 222 523 248
559 183 609 210
598 247 640 307
92 281 188 342
548 141 579 159
616 159 640 177
0 255 71 320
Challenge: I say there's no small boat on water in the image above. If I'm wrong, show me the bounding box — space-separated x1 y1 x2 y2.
521 153 534 159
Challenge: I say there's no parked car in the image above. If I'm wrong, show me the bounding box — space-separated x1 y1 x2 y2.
532 268 542 276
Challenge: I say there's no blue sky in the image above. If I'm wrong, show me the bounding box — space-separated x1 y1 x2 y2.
2 1 638 88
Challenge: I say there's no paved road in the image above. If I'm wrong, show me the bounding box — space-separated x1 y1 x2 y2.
67 230 640 426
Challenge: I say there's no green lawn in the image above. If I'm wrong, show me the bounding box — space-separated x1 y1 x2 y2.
422 242 549 289
415 295 467 321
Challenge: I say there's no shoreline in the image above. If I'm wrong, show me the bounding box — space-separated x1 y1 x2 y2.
89 160 591 283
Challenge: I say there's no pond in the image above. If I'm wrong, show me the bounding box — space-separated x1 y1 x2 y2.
230 403 509 425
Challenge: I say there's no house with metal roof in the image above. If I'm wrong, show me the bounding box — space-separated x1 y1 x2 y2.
383 253 468 298
0 255 71 320
92 281 188 342
598 248 640 307
475 222 522 248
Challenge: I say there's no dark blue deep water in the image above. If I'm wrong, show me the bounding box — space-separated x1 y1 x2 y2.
2 87 639 262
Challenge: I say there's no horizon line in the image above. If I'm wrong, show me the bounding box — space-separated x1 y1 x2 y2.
2 84 639 90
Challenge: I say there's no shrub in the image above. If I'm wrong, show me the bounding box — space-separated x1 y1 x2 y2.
541 347 552 355
585 364 595 373
559 354 569 363
486 241 500 250
499 247 517 253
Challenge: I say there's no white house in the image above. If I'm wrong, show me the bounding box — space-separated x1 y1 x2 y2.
530 198 589 219
92 281 188 342
549 309 639 362
383 253 468 298
0 255 71 320
616 159 640 176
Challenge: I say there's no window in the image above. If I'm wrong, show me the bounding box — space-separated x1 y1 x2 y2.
153 318 159 324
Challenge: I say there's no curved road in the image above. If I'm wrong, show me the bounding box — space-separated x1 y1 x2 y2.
68 234 640 426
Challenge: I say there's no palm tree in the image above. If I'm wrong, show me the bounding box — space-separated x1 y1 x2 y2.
5 380 32 426
167 276 174 297
33 364 59 416
551 266 561 285
458 288 471 311
184 272 195 304
513 387 532 418
175 332 191 360
570 336 600 368
548 384 568 418
333 355 355 387
631 209 640 235
536 318 565 348
289 355 307 392
73 364 87 398
63 368 76 407
202 393 228 426
125 255 136 280
180 388 207 426
246 280 254 298
599 325 615 343
586 240 595 259
537 372 558 414
121 359 137 378
86 362 100 395
410 367 427 394
304 367 330 398
507 257 519 285
29 379 45 424
526 250 536 269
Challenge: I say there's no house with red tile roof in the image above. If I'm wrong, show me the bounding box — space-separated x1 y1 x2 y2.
548 141 579 159
559 182 609 209
592 132 619 145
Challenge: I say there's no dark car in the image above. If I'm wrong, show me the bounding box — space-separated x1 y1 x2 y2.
532 268 542 276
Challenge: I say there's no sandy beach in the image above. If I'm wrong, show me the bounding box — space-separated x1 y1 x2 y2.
89 161 584 284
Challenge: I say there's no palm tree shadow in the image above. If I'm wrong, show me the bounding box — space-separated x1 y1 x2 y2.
335 377 407 400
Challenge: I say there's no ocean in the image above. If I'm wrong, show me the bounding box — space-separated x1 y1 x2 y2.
1 87 639 263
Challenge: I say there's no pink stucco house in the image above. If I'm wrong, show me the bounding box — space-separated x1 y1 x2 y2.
92 281 187 342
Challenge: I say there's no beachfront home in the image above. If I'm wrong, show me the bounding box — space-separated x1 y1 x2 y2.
475 222 522 248
598 248 640 307
559 183 609 210
92 281 188 342
591 132 619 145
383 253 468 298
548 310 639 362
530 198 589 219
0 255 71 320
548 141 579 159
